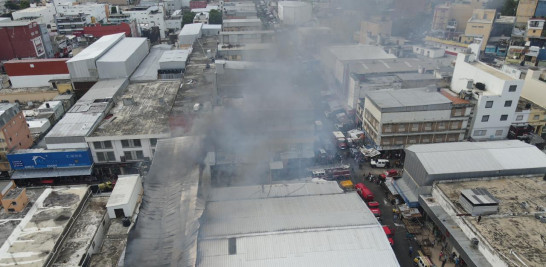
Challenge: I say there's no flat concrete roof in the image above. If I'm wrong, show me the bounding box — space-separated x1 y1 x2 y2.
0 187 88 267
367 87 451 110
470 61 513 81
437 176 546 267
89 80 179 137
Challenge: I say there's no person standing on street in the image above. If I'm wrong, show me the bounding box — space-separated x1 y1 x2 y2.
441 256 447 267
439 251 444 261
409 246 413 257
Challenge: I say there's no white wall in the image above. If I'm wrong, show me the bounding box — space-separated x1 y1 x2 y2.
58 3 108 23
12 5 56 26
521 69 546 109
124 7 167 38
87 136 163 163
451 54 524 140
381 109 452 123
9 74 70 88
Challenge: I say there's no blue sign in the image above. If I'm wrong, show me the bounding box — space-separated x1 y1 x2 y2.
8 149 93 170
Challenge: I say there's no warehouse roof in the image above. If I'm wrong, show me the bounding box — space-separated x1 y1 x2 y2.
78 78 128 102
158 50 190 65
106 174 140 208
208 181 343 201
367 87 451 110
89 80 179 137
179 23 203 36
327 44 396 61
406 140 546 175
130 44 172 82
67 33 124 62
351 57 454 74
46 112 104 138
200 192 379 238
96 37 147 62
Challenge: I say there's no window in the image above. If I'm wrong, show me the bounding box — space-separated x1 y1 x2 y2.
533 115 540 120
121 140 130 148
473 130 486 136
150 138 158 147
516 115 524 121
485 101 493 108
97 152 105 162
124 151 134 160
508 85 517 92
500 115 508 121
133 139 141 147
121 139 141 148
94 141 103 149
495 130 503 136
136 151 144 159
481 115 489 122
504 100 512 107
438 122 446 130
104 141 112 149
107 152 114 161
94 141 113 149
96 152 115 162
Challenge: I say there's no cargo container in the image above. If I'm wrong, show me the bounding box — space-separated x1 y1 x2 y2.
159 50 190 70
66 33 125 82
96 38 149 79
178 23 203 46
8 149 93 170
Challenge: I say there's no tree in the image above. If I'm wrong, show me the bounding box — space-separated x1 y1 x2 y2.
111 6 117 14
209 9 222 25
501 0 519 16
182 11 196 28
19 1 29 9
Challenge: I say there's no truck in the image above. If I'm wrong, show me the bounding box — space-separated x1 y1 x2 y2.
309 164 351 180
370 158 389 168
332 131 347 150
382 225 394 246
355 183 374 201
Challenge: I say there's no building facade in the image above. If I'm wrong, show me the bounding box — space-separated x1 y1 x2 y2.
0 20 46 60
123 6 166 38
362 88 472 151
0 103 33 173
451 53 524 140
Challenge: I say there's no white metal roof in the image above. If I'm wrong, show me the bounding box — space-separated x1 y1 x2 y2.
407 140 546 175
106 174 141 208
460 188 499 205
46 112 103 137
327 44 396 61
367 88 451 109
179 23 203 36
96 37 148 63
158 50 190 63
67 33 124 62
130 44 172 82
208 181 343 202
200 193 378 239
78 78 128 102
198 226 399 267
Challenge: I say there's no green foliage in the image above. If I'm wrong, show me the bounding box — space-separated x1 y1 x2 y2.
19 1 29 9
182 11 196 27
209 9 222 25
501 0 519 16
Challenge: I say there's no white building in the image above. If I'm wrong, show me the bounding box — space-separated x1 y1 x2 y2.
277 1 312 25
413 45 445 58
57 2 108 24
451 52 524 140
12 5 56 28
85 81 179 164
37 101 65 121
193 12 209 24
123 6 167 38
106 174 143 218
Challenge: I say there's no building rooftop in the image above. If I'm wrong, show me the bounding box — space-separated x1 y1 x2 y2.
218 42 273 51
130 44 172 82
440 88 471 105
436 176 546 267
89 80 179 137
67 33 124 63
367 87 451 110
207 181 343 201
96 37 147 63
470 61 513 81
78 78 128 102
199 183 398 267
0 186 88 266
179 23 203 36
327 44 396 61
0 103 18 128
158 49 190 65
406 140 546 175
46 112 104 138
351 57 454 75
0 19 34 27
106 174 140 208
395 73 437 81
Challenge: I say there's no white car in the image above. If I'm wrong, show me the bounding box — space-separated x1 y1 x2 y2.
370 159 389 168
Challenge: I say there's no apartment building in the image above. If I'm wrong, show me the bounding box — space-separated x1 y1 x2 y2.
123 6 166 38
451 52 524 140
362 88 472 151
465 9 496 51
0 103 33 173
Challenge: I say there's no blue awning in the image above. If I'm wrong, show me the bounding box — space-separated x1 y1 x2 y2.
11 166 93 179
393 179 420 208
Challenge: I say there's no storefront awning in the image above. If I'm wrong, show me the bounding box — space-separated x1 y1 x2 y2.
11 166 93 179
393 178 419 208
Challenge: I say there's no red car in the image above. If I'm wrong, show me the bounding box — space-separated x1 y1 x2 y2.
370 207 381 217
380 169 400 180
383 225 394 246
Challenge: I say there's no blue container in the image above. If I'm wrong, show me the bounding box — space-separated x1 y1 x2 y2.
8 149 93 170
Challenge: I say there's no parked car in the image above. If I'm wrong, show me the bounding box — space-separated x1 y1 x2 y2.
370 159 390 168
382 225 394 246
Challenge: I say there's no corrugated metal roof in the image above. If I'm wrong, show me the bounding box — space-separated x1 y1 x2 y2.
106 174 140 208
96 37 148 62
407 140 546 175
78 78 128 102
67 33 125 62
130 44 172 82
11 166 92 179
327 44 396 61
46 112 103 138
179 23 203 36
198 227 398 267
208 181 343 202
200 193 378 239
158 50 190 63
460 188 499 205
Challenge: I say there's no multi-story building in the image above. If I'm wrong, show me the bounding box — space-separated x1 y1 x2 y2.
123 6 166 38
451 52 524 140
520 68 546 136
0 103 33 173
55 13 87 36
431 2 474 35
0 20 46 60
222 18 262 32
57 2 109 24
362 88 472 151
12 4 56 29
516 0 541 26
193 12 209 24
527 18 545 40
465 9 496 51
358 17 392 44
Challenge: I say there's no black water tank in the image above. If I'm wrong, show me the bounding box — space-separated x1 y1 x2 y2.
122 217 131 227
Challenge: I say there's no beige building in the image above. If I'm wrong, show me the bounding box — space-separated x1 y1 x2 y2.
359 17 392 44
520 68 546 136
0 103 33 172
362 88 472 151
516 0 539 26
432 2 474 33
1 188 29 213
465 9 496 51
